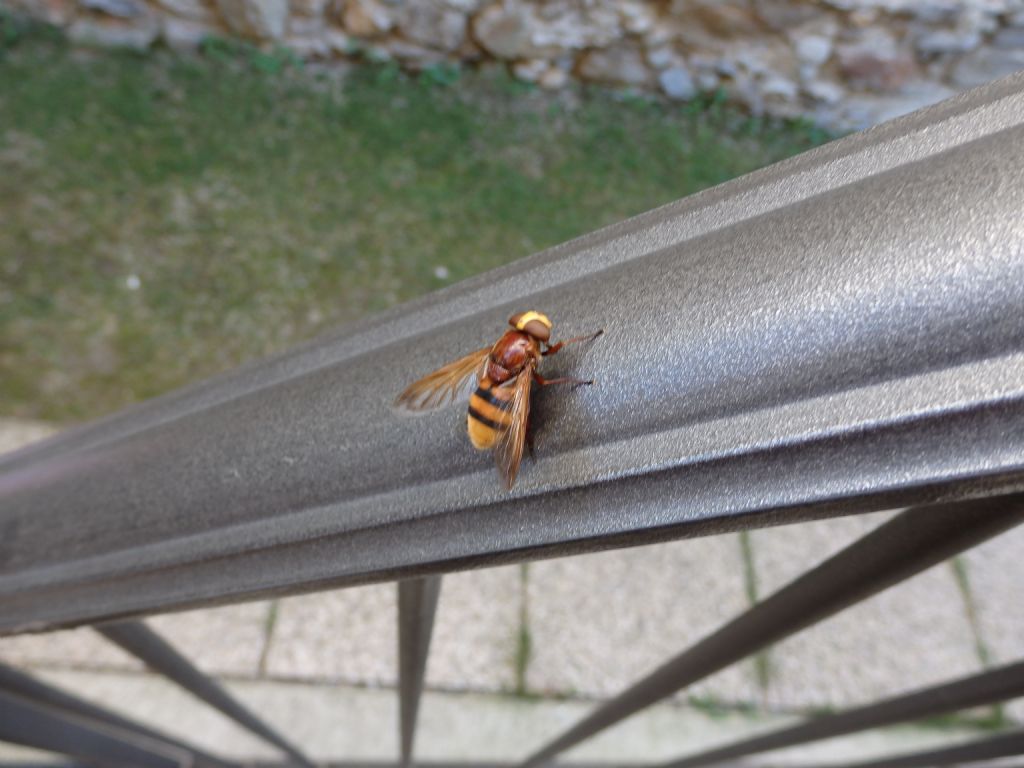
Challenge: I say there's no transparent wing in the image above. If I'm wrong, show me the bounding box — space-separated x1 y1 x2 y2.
394 347 490 412
494 361 534 489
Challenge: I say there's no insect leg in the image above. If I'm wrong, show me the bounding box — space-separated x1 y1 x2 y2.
533 372 594 387
542 329 603 356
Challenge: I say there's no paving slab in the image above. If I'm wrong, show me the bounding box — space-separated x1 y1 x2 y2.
265 565 523 693
264 583 397 686
525 534 761 704
0 627 143 672
0 419 56 455
148 602 273 677
0 601 270 680
424 565 521 693
30 668 275 761
0 668 991 765
963 522 1024 723
0 744 57 765
749 510 984 711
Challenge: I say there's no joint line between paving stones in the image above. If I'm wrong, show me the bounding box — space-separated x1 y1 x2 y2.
948 557 1007 727
738 531 772 697
258 600 280 677
515 564 532 697
949 557 994 668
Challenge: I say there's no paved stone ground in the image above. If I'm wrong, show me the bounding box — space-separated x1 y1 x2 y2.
2 419 1023 763
0 669 990 766
751 511 988 711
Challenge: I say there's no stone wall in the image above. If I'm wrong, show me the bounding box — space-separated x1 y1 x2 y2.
5 0 1024 128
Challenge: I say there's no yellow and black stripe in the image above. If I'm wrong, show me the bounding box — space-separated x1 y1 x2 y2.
467 383 514 449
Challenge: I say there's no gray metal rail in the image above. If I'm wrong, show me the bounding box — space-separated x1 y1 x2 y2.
1 72 1024 768
97 621 315 767
799 729 1024 768
2 73 1024 634
0 689 188 768
662 657 1024 768
0 662 236 768
397 577 442 767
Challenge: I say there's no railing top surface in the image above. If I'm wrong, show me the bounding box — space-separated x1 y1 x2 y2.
1 74 1024 632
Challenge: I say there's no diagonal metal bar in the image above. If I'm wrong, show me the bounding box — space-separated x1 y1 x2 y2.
518 495 1024 767
96 621 316 768
0 662 237 768
0 688 187 768
398 576 442 766
663 658 1024 768
3 765 640 768
796 728 1024 768
3 76 1024 632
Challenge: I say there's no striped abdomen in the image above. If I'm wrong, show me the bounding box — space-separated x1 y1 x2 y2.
468 381 514 450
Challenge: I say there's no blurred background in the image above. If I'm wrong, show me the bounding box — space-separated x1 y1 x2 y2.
1 0 1023 763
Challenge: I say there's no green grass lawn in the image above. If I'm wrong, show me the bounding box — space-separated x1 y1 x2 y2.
0 19 833 423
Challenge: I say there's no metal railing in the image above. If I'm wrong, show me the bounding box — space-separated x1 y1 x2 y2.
1 70 1024 767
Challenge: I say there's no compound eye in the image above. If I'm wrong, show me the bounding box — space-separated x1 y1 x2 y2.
523 319 551 341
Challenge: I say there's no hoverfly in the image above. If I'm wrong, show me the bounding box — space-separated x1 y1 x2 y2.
395 311 602 488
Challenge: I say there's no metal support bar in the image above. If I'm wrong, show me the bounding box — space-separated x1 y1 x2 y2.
1 765 642 768
663 658 1024 768
519 496 1024 767
2 76 1024 632
398 576 442 766
0 688 186 768
0 663 236 768
800 728 1024 768
96 621 316 768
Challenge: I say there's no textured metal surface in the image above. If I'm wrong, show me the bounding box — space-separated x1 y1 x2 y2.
398 577 442 766
663 659 1024 768
0 663 236 768
0 688 186 768
2 75 1024 631
96 621 314 768
519 497 1024 767
797 729 1024 768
